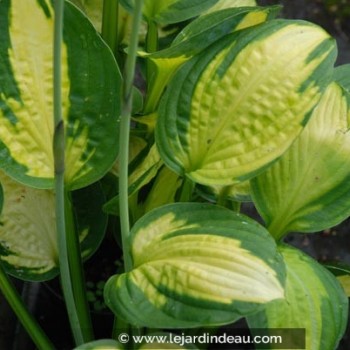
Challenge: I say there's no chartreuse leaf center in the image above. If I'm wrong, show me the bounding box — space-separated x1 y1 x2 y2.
0 0 68 182
0 0 121 190
0 168 107 281
247 245 348 350
251 83 350 239
104 203 285 328
156 20 336 186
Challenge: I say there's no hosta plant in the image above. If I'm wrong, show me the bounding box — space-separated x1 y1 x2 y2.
0 0 349 349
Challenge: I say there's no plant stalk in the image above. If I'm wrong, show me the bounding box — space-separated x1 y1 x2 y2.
102 0 119 57
119 0 144 273
53 0 89 345
146 20 158 53
65 193 94 342
179 177 194 202
146 20 158 83
113 0 144 341
0 265 54 350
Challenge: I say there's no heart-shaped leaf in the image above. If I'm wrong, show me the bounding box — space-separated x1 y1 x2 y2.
0 0 121 190
251 83 350 239
0 171 107 281
104 203 285 328
247 245 348 350
156 20 336 186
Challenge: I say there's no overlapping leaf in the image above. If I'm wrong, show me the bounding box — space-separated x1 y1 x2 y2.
334 64 350 92
202 0 258 16
0 0 121 189
104 144 162 216
325 263 350 297
120 0 219 25
152 6 279 59
104 203 285 328
69 0 103 31
337 276 350 297
0 171 107 281
110 136 148 178
247 245 348 350
143 166 182 213
156 20 336 186
251 83 350 239
197 181 251 203
142 6 278 113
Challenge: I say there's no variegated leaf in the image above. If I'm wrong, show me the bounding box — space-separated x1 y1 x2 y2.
325 263 350 297
156 20 336 186
202 0 258 15
251 83 350 239
120 0 219 24
334 64 350 93
110 136 148 177
0 0 121 189
0 171 107 281
337 275 350 297
69 0 103 32
104 203 285 328
197 181 251 203
104 144 162 216
128 144 162 193
142 6 278 113
247 245 348 350
153 6 279 59
143 166 182 213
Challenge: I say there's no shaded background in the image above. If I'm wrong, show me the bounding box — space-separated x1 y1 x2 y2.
0 1 349 349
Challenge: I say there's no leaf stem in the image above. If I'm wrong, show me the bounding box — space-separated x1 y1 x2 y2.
65 192 94 341
146 20 158 82
217 187 241 212
142 19 162 114
53 0 87 345
54 126 85 346
178 177 194 202
0 264 54 350
102 0 119 57
119 0 144 273
146 20 158 53
232 201 241 212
